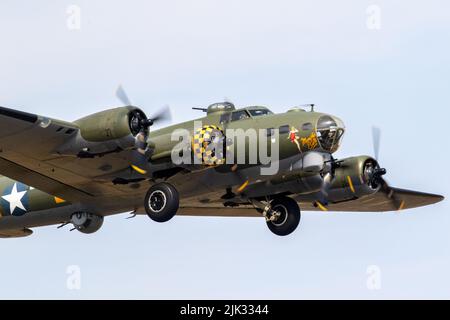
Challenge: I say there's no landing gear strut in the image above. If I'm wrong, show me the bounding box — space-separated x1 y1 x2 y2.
251 196 301 236
145 182 179 223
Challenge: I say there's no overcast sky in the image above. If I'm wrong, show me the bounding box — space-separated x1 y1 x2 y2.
0 0 449 299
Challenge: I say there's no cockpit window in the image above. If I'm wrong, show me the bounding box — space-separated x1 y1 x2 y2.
248 109 273 117
231 110 250 122
316 115 345 153
219 113 231 124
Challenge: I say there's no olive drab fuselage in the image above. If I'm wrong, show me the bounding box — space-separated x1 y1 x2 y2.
149 106 345 166
0 105 345 218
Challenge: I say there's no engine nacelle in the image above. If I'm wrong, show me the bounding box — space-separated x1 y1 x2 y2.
71 212 104 234
57 107 149 157
75 106 147 142
327 155 381 202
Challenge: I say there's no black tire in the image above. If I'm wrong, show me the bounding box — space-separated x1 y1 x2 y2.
266 197 301 236
145 183 179 223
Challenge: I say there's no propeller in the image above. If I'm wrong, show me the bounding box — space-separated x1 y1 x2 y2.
116 85 172 175
314 158 338 210
116 85 132 106
372 126 381 161
143 105 172 126
314 126 404 212
371 126 405 211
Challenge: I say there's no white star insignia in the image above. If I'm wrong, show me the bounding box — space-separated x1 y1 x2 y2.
2 183 27 215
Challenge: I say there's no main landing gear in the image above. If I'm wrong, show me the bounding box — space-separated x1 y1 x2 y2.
144 182 179 222
252 196 301 236
143 183 301 236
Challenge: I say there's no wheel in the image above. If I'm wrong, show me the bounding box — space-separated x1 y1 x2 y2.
266 196 301 236
145 183 179 223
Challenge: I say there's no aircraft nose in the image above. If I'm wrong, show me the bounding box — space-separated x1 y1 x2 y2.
333 115 345 129
316 115 346 153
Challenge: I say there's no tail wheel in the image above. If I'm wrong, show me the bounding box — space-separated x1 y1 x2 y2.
266 197 301 236
145 183 179 223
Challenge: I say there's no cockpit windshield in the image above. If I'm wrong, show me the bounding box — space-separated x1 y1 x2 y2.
248 109 273 117
316 115 345 153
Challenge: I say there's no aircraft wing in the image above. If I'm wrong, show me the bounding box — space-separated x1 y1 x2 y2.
295 187 444 212
176 187 443 217
0 106 139 203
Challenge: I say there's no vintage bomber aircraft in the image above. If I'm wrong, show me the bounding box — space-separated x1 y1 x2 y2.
0 92 444 238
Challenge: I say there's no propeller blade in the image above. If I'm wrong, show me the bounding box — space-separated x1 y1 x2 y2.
131 150 149 175
314 171 333 211
372 126 381 160
130 131 149 175
116 85 132 106
150 105 172 124
230 164 250 193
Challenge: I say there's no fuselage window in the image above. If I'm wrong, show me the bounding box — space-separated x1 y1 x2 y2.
248 109 273 117
301 122 313 131
279 125 289 134
231 110 250 122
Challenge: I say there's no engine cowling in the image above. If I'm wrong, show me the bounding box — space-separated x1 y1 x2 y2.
71 212 104 234
75 106 147 142
56 107 149 157
326 155 382 202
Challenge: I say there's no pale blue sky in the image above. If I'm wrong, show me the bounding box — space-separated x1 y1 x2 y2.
0 0 449 299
